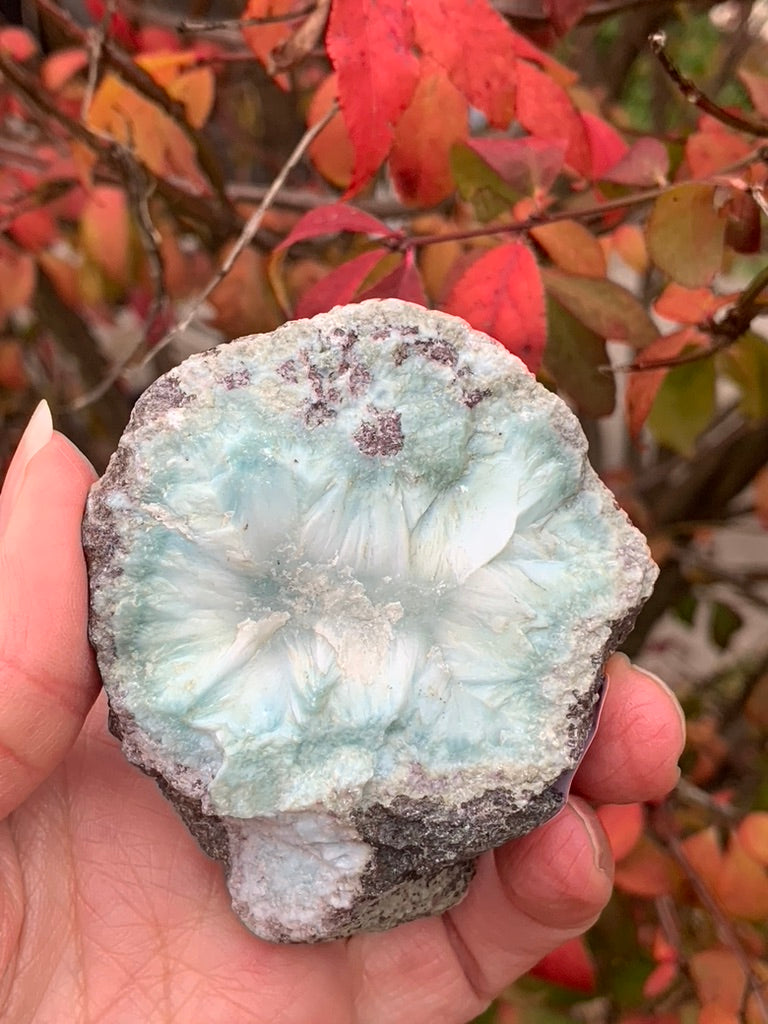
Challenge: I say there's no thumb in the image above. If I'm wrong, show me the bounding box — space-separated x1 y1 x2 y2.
0 405 101 820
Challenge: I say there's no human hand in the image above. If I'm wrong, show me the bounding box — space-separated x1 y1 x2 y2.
0 404 685 1024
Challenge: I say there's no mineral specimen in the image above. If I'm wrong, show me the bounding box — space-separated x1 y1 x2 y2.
82 299 657 943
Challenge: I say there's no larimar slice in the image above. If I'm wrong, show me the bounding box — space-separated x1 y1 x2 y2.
83 299 657 942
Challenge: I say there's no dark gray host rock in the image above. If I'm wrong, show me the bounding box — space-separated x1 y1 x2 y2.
82 298 657 943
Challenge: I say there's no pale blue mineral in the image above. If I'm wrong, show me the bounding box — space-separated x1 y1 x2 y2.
82 299 657 942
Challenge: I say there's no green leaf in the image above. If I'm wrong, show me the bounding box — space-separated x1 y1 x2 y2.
468 1006 497 1024
541 268 657 349
544 297 616 417
674 593 698 626
720 331 768 419
646 184 727 287
710 601 743 650
646 355 716 455
450 142 519 222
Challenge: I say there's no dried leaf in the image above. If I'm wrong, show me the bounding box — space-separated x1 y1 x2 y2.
443 242 546 372
326 0 419 195
531 220 606 278
646 184 727 288
390 59 467 206
541 268 657 347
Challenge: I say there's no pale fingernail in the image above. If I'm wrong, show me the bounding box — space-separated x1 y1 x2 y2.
0 400 54 528
631 661 687 743
569 797 614 877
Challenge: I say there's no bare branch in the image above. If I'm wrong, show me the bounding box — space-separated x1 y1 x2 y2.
650 28 768 137
177 4 317 34
81 0 115 121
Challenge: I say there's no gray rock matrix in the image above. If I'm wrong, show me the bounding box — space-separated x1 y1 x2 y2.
82 299 657 942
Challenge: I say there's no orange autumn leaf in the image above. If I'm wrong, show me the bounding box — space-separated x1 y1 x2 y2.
531 219 606 278
596 803 645 862
80 186 131 286
135 51 215 129
680 827 723 891
625 326 710 439
737 812 768 866
613 834 680 897
390 58 468 206
0 339 27 391
610 223 648 274
307 73 355 191
241 0 306 87
689 949 746 1014
529 936 596 993
643 961 678 999
715 834 768 920
654 283 737 324
87 74 209 191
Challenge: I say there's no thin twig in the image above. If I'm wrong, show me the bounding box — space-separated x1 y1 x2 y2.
651 803 768 1021
81 0 115 122
177 5 316 34
650 29 768 137
70 103 338 411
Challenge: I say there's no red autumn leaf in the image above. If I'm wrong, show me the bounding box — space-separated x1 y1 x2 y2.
390 58 468 206
8 209 57 253
359 252 427 305
0 26 38 60
739 68 768 120
724 189 761 254
84 0 138 49
654 283 737 324
685 129 753 180
596 803 645 861
443 242 546 373
625 327 709 439
326 0 419 195
531 220 606 278
275 204 394 253
41 48 89 93
737 812 768 865
601 137 669 187
515 61 591 176
468 137 565 196
295 249 386 318
410 0 518 128
643 961 678 1000
543 0 592 34
580 112 628 179
529 936 596 993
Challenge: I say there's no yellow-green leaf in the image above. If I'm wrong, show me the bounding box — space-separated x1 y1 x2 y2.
646 184 727 287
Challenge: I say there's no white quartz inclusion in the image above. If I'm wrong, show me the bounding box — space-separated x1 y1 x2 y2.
93 300 656 823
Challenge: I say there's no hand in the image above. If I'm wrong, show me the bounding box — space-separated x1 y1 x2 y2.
0 404 685 1024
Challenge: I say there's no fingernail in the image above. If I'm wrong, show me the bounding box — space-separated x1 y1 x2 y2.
569 797 614 877
630 661 687 743
0 400 54 529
